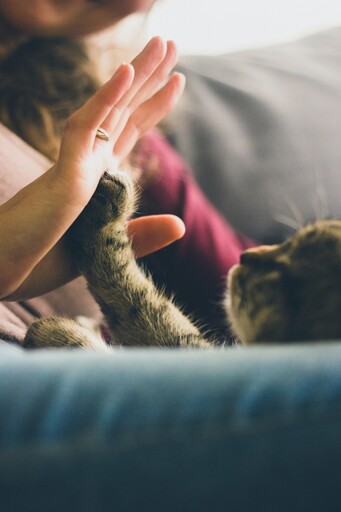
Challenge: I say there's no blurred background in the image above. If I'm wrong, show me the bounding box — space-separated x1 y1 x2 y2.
94 0 341 77
145 0 341 54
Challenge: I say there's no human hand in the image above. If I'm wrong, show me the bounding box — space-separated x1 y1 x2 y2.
52 36 185 206
0 37 186 300
2 213 185 301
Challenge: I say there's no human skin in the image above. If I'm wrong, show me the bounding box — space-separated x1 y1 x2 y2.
0 0 156 37
0 33 186 299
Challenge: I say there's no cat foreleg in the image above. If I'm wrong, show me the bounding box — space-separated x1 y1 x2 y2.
70 172 211 349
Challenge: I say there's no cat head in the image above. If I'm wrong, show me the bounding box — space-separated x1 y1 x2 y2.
226 220 341 344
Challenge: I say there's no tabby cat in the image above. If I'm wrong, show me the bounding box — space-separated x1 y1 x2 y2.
2 38 339 348
227 219 341 344
24 171 341 350
24 171 211 351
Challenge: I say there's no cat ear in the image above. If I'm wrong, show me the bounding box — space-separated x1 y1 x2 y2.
240 245 269 264
240 244 291 271
240 244 280 264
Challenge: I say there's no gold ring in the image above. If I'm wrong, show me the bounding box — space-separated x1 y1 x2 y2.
96 127 110 141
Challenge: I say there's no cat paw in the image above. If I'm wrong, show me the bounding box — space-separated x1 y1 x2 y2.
94 171 135 226
69 170 135 256
23 317 111 352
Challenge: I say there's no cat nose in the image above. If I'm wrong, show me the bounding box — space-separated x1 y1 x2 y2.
240 245 274 264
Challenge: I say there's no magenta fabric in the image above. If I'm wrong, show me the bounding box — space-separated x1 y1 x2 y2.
137 131 256 341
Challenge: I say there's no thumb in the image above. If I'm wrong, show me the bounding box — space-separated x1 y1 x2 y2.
128 214 185 258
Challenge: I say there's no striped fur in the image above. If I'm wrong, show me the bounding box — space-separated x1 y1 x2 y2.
227 221 341 344
24 172 211 351
24 172 341 350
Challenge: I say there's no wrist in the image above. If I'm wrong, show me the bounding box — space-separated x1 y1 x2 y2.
45 162 100 211
0 166 87 299
45 164 94 211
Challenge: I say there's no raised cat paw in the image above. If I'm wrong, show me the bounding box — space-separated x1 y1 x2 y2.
69 170 135 265
94 170 135 226
82 170 134 229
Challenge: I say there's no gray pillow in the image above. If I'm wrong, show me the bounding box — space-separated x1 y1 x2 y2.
167 27 341 243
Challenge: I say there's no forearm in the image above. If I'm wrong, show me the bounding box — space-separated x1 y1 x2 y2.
3 214 186 301
0 166 85 299
3 240 79 301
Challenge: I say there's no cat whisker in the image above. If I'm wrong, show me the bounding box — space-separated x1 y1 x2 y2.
281 192 305 230
312 179 328 222
274 214 302 233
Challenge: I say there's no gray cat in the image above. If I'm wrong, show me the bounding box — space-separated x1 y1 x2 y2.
24 171 341 350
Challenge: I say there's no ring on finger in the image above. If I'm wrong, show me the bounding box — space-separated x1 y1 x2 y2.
96 127 110 142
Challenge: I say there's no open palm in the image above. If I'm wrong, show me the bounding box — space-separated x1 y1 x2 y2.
0 37 186 300
55 37 185 206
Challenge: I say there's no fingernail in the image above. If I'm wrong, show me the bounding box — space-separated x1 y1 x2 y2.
175 72 186 89
112 62 133 80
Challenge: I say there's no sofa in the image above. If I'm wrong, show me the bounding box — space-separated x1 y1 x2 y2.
1 27 341 511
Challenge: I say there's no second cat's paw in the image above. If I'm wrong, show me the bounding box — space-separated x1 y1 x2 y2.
23 317 111 352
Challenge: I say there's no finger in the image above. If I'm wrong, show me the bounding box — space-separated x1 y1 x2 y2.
101 37 169 139
105 40 178 144
114 72 186 161
129 40 178 111
128 215 186 259
59 63 134 160
117 36 167 110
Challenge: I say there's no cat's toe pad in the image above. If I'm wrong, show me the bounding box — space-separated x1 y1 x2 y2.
97 170 135 221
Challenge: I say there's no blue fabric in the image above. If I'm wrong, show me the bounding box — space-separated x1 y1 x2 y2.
1 343 341 511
